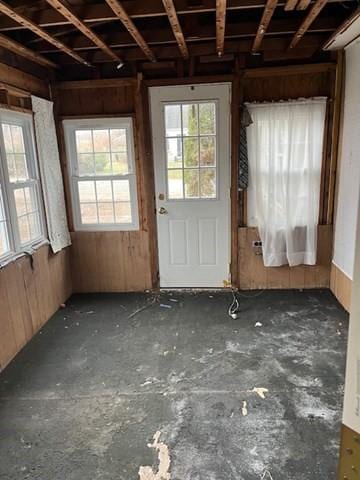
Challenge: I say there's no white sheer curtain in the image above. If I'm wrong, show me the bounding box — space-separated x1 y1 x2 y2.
246 98 327 267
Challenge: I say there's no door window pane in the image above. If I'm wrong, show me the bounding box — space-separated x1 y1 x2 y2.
164 102 217 200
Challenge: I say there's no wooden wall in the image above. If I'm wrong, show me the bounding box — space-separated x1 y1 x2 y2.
239 225 332 290
0 245 72 371
0 64 72 370
54 79 157 293
330 263 352 312
237 63 339 289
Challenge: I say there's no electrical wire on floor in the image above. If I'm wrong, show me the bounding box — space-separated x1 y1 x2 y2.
228 288 266 319
260 469 274 480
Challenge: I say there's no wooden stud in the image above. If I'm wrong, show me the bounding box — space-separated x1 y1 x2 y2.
162 0 189 59
252 0 278 52
105 0 156 62
288 0 329 49
0 0 91 66
296 0 312 9
323 6 360 50
284 0 299 10
216 0 227 57
45 0 122 63
0 32 57 68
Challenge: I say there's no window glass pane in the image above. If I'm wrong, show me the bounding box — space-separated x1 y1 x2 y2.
114 202 132 223
166 138 182 169
183 138 198 167
11 125 25 153
113 180 130 202
93 129 110 152
6 153 28 182
96 180 113 202
95 153 111 175
184 169 199 198
110 129 127 151
112 152 129 175
168 169 183 199
76 130 93 153
199 103 216 135
200 168 216 198
2 124 13 152
28 212 40 239
200 137 216 166
80 203 98 224
14 188 27 216
18 216 31 244
165 105 181 137
182 104 198 136
78 181 96 203
78 153 94 176
98 203 114 223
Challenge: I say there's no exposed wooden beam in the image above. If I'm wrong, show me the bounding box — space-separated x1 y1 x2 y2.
0 32 57 68
323 6 360 49
105 0 156 62
44 0 122 62
34 16 338 53
289 0 328 49
0 0 351 32
285 0 299 10
252 0 278 52
297 0 312 9
162 0 189 59
216 0 227 57
0 0 91 66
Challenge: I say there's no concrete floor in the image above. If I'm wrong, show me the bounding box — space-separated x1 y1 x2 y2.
0 289 348 480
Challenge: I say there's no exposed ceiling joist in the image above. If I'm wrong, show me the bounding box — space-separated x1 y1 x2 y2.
0 0 91 66
284 0 299 9
216 0 227 57
34 17 338 54
289 0 329 48
296 0 312 9
162 0 189 59
252 0 278 51
323 6 360 49
44 0 122 62
0 32 57 68
105 0 156 62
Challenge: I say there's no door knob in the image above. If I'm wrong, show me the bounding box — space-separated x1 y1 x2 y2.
158 207 168 215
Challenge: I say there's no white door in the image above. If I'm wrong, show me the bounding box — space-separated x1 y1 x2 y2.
150 83 231 288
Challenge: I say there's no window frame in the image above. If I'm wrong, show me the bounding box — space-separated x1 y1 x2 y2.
63 117 139 232
0 109 46 263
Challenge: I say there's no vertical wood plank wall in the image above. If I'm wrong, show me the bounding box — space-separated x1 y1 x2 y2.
330 263 352 312
238 64 337 290
54 81 156 293
0 65 73 370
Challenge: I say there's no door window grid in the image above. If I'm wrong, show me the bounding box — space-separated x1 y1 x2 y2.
0 113 45 262
64 119 139 231
165 102 217 200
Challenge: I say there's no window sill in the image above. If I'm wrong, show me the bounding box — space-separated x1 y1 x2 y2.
0 238 49 269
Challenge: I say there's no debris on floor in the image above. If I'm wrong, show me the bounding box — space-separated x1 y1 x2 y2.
160 304 172 309
138 431 170 480
255 322 263 327
249 387 269 399
242 401 248 416
261 469 274 480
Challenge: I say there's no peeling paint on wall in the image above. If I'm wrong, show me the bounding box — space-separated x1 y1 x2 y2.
139 431 171 480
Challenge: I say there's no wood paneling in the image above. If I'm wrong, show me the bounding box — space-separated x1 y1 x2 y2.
238 225 333 289
54 79 157 292
0 245 72 370
330 262 352 312
70 231 152 292
0 62 49 98
337 424 360 478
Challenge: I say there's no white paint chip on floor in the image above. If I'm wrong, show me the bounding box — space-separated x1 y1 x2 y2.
139 431 171 480
250 387 269 399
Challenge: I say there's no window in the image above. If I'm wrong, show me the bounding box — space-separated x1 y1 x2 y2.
63 118 139 231
164 102 217 199
246 98 327 267
0 110 45 262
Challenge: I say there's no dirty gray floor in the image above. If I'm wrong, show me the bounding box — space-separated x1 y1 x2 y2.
0 289 348 480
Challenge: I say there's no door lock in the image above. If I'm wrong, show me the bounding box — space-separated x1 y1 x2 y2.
158 207 168 215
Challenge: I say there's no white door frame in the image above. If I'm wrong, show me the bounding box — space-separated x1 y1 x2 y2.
150 82 232 288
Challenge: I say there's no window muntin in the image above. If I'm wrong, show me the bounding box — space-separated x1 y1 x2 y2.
0 111 45 262
64 118 139 231
164 102 217 200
